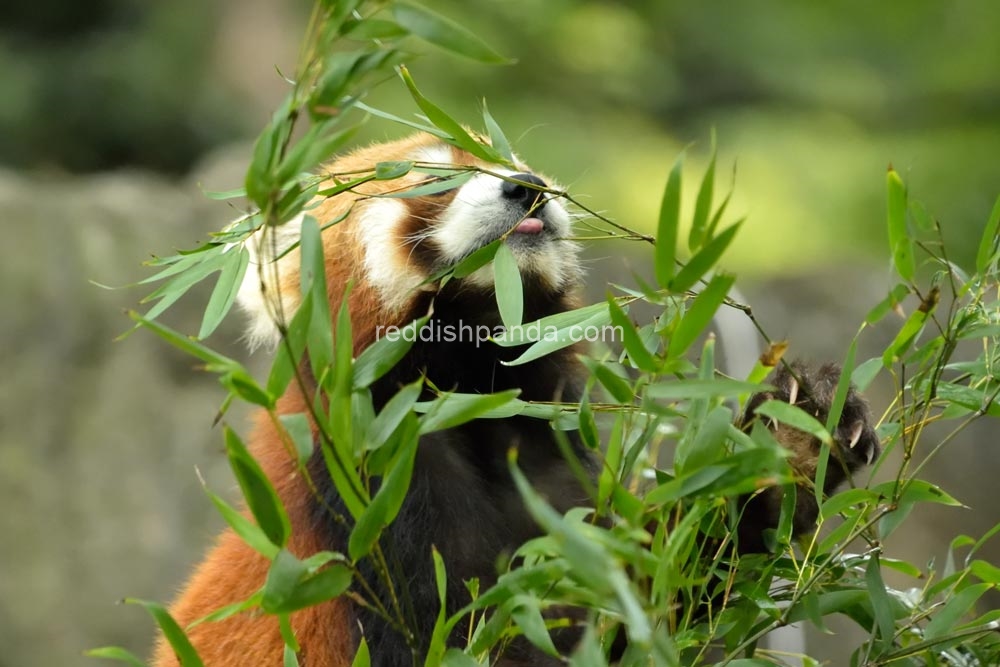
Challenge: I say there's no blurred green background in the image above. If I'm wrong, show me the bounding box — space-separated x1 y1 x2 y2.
2 0 998 664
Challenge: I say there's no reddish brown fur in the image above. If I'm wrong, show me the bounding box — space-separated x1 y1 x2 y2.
152 388 354 666
153 134 498 665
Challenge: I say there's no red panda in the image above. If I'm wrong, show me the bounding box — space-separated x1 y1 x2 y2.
152 133 879 666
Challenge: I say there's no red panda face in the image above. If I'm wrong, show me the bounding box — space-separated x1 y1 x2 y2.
238 133 581 350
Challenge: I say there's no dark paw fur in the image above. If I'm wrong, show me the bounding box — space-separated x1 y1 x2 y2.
750 362 880 483
736 361 880 551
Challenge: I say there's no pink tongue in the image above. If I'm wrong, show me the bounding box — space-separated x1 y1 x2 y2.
514 217 544 234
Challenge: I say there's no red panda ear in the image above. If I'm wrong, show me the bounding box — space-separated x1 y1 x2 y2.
237 213 305 351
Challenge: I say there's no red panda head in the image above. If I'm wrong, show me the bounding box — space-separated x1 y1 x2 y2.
238 132 581 352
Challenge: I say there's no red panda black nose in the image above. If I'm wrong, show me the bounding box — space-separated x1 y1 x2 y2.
501 173 548 210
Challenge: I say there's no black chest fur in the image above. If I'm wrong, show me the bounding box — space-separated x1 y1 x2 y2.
306 285 589 664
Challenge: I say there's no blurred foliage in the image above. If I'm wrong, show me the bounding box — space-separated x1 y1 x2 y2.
0 0 245 173
4 0 1000 267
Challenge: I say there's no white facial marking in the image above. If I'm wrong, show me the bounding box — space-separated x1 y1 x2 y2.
359 199 428 314
432 171 580 291
411 144 454 166
237 213 305 351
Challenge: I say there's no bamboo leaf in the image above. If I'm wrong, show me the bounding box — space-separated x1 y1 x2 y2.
655 155 683 287
348 431 418 560
84 647 147 666
494 242 524 328
124 599 204 667
887 168 915 281
419 390 521 434
607 297 656 372
976 193 1000 272
482 101 514 163
353 314 430 388
225 426 291 548
667 272 735 359
688 142 716 251
671 220 743 293
199 246 250 339
398 66 504 164
393 2 512 64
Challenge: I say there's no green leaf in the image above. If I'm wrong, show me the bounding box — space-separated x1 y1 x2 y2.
970 559 1000 584
188 593 262 628
851 357 882 392
670 220 743 294
424 547 451 667
245 101 288 207
203 484 279 559
887 168 915 281
607 297 656 372
581 358 634 404
125 599 205 667
353 314 429 388
482 101 514 163
676 405 732 473
393 2 511 64
261 549 306 613
278 614 299 654
129 311 240 369
655 155 683 287
266 295 311 398
200 186 248 201
667 272 736 359
820 487 877 520
141 248 228 322
220 370 274 408
199 247 250 339
976 193 1000 272
494 243 524 328
872 479 963 507
876 479 964 538
688 142 716 252
441 650 482 667
348 432 418 560
262 549 352 614
924 583 991 640
498 305 613 366
825 341 856 433
375 160 414 180
645 378 764 400
276 122 359 187
398 66 504 165
866 555 896 651
351 640 371 667
300 215 334 380
279 413 314 465
753 400 833 446
384 171 475 199
225 425 291 548
510 598 559 656
507 456 651 644
418 390 521 433
354 101 448 138
882 303 931 367
366 380 423 451
864 283 910 325
84 647 147 666
443 238 500 280
343 18 409 40
785 590 869 624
